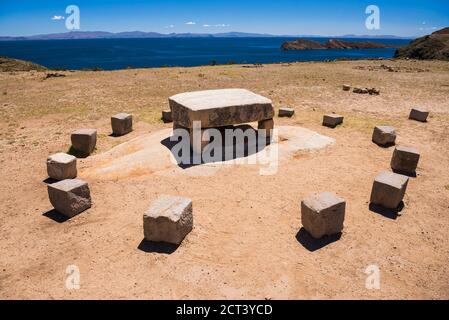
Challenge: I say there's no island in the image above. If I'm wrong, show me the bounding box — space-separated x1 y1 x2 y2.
281 39 392 51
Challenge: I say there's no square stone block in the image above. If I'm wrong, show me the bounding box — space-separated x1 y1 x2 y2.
372 126 396 147
162 109 173 123
71 129 97 156
370 171 409 209
47 152 77 180
301 192 346 239
143 195 193 245
342 84 351 91
111 113 132 136
409 108 429 122
323 114 344 128
48 179 91 217
391 146 420 174
278 107 295 117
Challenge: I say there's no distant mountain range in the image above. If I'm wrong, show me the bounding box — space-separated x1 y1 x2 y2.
0 31 415 41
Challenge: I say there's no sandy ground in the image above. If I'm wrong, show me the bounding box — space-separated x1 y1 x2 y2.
0 59 448 299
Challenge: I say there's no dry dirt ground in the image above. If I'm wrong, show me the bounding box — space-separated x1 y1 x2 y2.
0 59 448 299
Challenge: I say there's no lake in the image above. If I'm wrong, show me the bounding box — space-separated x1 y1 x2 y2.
0 37 411 70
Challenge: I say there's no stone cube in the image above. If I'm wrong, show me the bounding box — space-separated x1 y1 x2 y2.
372 126 396 147
71 129 97 156
278 107 295 117
46 152 77 180
342 84 351 91
47 179 91 217
111 113 132 136
323 114 344 128
143 195 193 245
409 108 429 122
162 109 173 123
301 192 346 239
370 171 409 209
391 146 420 174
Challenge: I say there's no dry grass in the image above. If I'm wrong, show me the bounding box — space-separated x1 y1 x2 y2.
1 59 449 300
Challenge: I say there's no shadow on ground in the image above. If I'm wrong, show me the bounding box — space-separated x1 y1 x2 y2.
369 202 405 220
160 124 272 169
295 228 342 252
42 177 58 184
67 146 92 159
392 169 417 178
42 209 70 223
138 239 179 254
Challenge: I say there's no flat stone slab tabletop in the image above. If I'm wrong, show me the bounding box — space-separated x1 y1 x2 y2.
169 88 274 129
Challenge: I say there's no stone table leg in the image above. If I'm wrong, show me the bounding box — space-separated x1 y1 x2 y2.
258 118 274 138
189 127 210 155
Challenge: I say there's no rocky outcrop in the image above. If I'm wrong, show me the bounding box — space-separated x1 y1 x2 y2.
281 39 390 51
0 56 47 72
394 27 449 61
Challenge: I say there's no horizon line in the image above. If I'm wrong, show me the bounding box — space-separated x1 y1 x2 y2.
0 30 418 39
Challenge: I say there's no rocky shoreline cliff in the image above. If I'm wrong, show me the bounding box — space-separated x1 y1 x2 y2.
394 27 449 61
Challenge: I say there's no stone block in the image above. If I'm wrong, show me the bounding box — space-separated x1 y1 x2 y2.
372 126 396 146
169 89 274 128
47 152 77 180
258 118 274 137
143 195 193 245
278 107 295 117
162 109 173 123
47 179 91 217
391 146 420 174
370 171 409 209
323 114 344 128
71 129 97 156
111 113 132 136
301 192 346 239
409 108 429 122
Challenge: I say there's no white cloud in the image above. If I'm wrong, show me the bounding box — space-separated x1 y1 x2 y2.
51 15 65 21
203 24 230 28
419 25 440 32
164 25 175 28
185 21 196 25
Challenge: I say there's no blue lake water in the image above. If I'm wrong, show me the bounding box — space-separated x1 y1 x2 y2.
0 37 411 70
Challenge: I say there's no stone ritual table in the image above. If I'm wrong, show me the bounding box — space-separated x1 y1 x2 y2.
169 88 274 152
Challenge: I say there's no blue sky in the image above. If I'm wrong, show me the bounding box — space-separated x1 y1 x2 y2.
0 0 448 37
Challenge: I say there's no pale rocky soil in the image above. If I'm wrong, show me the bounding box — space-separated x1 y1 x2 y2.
0 59 448 299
